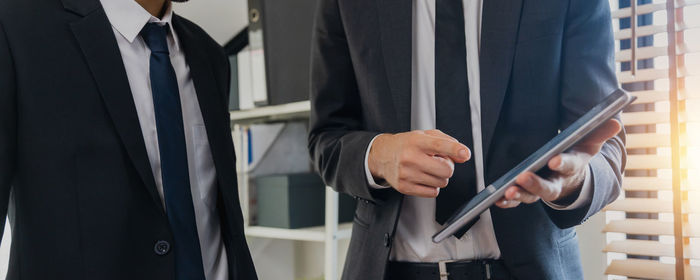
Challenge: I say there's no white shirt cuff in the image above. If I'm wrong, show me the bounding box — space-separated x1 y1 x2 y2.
364 135 391 189
544 166 593 210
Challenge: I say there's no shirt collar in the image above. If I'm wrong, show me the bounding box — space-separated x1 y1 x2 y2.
99 0 180 51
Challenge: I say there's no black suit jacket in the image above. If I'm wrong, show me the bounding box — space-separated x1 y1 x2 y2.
308 0 626 279
0 0 256 279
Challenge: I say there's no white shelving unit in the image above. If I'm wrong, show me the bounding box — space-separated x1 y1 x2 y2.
229 100 311 125
230 100 352 280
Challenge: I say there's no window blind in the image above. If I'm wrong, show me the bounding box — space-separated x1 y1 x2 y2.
604 0 700 279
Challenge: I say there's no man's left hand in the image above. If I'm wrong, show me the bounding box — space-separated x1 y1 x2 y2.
496 119 622 209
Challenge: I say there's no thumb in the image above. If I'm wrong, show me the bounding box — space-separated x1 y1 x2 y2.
548 152 589 175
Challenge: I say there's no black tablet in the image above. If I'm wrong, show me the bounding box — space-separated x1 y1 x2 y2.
432 89 635 243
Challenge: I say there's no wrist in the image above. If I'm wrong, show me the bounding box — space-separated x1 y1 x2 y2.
368 133 392 180
552 185 582 205
553 169 586 204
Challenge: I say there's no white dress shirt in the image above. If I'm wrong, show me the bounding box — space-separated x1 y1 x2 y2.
99 0 228 278
364 0 593 262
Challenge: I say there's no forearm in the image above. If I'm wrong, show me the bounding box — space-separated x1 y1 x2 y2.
309 129 382 201
544 0 624 227
545 134 625 228
585 134 626 216
309 0 380 200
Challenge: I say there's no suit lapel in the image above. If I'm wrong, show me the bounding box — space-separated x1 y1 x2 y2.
377 0 412 131
375 0 523 162
479 0 523 163
172 16 238 208
65 0 163 213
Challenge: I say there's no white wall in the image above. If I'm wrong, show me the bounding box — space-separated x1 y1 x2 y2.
577 212 608 280
172 0 248 45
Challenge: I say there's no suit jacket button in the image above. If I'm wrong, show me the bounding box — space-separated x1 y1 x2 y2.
383 233 391 247
154 240 170 256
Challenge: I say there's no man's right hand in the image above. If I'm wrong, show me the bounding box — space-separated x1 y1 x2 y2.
368 130 471 198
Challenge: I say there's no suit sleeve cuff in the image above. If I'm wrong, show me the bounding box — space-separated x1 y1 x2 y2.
544 166 593 210
364 135 391 189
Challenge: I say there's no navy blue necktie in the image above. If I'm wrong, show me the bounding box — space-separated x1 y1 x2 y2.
141 23 206 280
435 0 479 238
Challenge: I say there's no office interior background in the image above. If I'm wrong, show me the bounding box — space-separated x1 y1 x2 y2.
1 0 699 279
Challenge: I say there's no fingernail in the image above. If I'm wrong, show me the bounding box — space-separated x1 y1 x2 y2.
459 149 468 158
513 192 521 199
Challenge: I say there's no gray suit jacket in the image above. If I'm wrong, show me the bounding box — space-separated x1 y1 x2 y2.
308 0 626 279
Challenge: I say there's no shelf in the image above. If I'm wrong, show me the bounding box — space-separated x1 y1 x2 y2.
244 223 353 242
230 100 311 125
231 101 344 279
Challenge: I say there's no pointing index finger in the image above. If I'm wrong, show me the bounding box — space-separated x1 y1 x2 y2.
418 136 470 163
